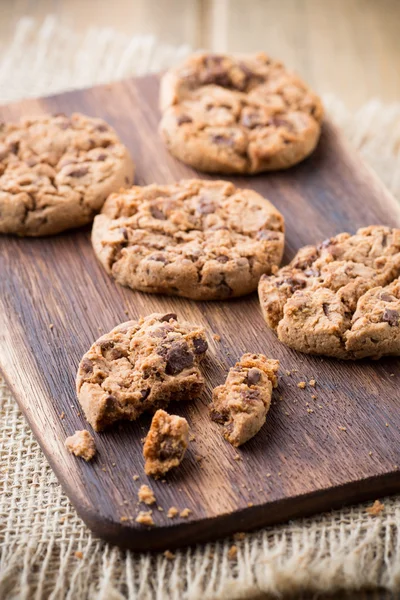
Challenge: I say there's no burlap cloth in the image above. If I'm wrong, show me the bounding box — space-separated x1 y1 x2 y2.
1 17 400 600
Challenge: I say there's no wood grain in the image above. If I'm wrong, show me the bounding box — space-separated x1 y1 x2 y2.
0 75 400 551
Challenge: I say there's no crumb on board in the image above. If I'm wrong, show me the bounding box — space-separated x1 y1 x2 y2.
60 412 65 419
158 506 164 512
49 323 54 330
135 511 154 526
195 455 203 462
338 426 347 432
247 502 254 508
233 454 241 461
65 430 96 461
120 516 129 522
74 551 83 560
385 422 389 427
189 433 196 442
227 545 238 560
309 379 316 387
311 394 317 400
164 550 175 560
366 500 384 516
132 474 139 481
180 508 192 518
167 506 179 519
297 381 306 389
213 334 221 342
233 532 246 541
124 309 129 315
138 484 156 505
285 370 291 376
368 451 373 456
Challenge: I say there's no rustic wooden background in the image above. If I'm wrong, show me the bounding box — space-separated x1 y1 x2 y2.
1 0 400 110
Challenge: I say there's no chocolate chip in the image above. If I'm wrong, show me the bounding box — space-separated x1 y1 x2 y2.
124 176 130 184
280 276 306 292
140 388 150 401
159 440 182 461
97 153 107 161
216 255 229 263
257 230 280 241
110 348 124 360
150 205 166 220
211 134 235 146
177 114 193 125
242 112 263 129
165 341 194 375
241 389 260 402
382 308 399 327
96 124 108 132
247 368 261 385
159 313 177 322
104 395 117 411
209 409 227 424
148 253 168 264
193 337 208 354
319 238 337 250
9 142 19 154
380 292 394 302
322 303 330 317
197 199 216 214
68 167 89 178
99 340 114 351
81 358 93 374
120 227 128 240
268 116 292 129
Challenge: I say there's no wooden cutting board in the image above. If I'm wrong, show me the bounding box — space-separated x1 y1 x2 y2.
1 75 400 552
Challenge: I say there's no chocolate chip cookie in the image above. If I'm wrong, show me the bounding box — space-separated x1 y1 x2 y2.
258 225 400 359
92 179 284 300
0 113 134 236
76 313 208 431
159 52 323 174
143 409 189 477
209 353 279 446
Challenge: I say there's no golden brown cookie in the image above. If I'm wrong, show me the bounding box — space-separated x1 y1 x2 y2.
0 113 134 236
258 225 400 359
143 409 189 477
92 179 284 300
159 52 323 174
76 313 207 431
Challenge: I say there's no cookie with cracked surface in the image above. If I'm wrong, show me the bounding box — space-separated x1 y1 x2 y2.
92 179 284 300
258 225 400 359
143 409 189 477
65 430 96 461
0 113 134 236
209 353 279 447
159 52 323 174
76 313 208 431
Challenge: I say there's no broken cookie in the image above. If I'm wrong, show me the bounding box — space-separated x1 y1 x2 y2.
258 225 400 359
65 430 96 461
143 409 189 477
76 313 207 431
209 353 279 446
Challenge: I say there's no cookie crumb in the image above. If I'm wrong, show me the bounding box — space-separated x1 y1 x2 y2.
247 502 254 508
120 516 129 522
311 394 317 400
65 430 96 461
179 508 191 518
49 323 54 330
74 551 83 560
132 474 139 481
227 545 238 560
138 484 156 505
135 511 154 526
368 451 373 456
164 550 175 560
189 433 196 442
338 426 347 432
385 422 389 427
285 370 291 376
366 500 384 516
60 411 65 419
309 379 316 387
167 506 179 518
233 454 241 461
158 506 164 512
213 334 221 342
297 381 306 389
233 532 246 541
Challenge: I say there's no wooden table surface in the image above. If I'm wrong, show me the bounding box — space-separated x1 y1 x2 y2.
1 0 400 110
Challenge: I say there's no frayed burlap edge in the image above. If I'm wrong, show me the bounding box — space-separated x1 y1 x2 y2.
1 17 400 600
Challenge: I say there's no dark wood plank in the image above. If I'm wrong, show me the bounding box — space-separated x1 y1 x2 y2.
1 75 400 551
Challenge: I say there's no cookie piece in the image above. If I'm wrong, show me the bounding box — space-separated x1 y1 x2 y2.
0 113 134 236
92 179 284 300
65 430 96 461
143 409 189 477
159 52 323 174
76 313 207 431
258 225 400 359
209 353 279 446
